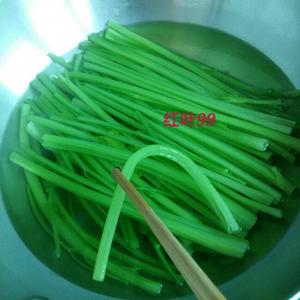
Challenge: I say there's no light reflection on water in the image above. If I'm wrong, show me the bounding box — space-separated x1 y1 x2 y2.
0 39 49 96
0 0 95 96
24 0 88 54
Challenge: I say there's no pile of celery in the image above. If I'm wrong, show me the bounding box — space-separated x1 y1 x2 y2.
10 21 300 294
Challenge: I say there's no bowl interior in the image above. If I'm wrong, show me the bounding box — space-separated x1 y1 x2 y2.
1 21 300 299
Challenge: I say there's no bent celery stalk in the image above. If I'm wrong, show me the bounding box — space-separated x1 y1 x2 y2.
92 144 240 282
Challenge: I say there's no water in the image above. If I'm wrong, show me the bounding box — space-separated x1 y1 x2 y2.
0 22 299 299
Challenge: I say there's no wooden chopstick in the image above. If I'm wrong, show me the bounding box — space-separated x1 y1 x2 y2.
112 168 227 300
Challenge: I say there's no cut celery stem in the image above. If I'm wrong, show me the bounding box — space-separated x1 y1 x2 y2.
11 151 248 259
42 134 278 204
58 76 115 123
105 21 236 94
69 71 300 151
119 217 140 249
22 147 112 196
215 183 283 218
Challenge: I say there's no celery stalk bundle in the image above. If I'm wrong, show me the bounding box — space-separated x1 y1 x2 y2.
10 21 300 294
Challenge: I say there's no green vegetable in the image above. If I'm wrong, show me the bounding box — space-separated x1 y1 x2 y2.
9 20 299 294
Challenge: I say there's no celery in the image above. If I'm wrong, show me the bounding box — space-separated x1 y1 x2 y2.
10 20 299 295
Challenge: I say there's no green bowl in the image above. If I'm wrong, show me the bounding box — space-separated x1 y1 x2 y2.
1 22 300 300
